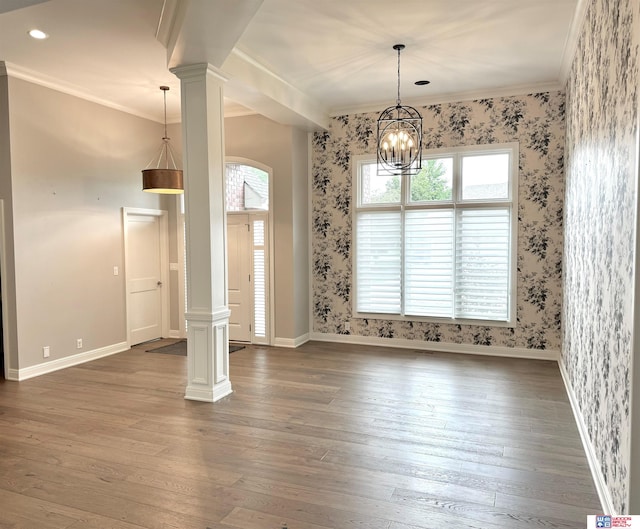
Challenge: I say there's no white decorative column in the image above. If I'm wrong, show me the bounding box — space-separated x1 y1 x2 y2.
171 63 231 402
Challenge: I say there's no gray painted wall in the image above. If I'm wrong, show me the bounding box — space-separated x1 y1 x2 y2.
225 113 309 341
0 71 18 371
2 76 163 369
291 127 309 339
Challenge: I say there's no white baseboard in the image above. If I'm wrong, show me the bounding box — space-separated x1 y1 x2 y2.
168 330 181 339
13 341 129 381
558 361 613 514
309 332 560 361
6 368 19 381
273 333 310 348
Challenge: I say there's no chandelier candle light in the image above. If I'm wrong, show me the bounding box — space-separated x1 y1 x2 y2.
377 44 423 176
142 85 184 194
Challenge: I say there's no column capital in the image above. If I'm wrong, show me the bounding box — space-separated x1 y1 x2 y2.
170 63 229 83
185 308 232 323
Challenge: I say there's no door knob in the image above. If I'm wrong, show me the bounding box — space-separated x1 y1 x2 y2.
157 281 162 286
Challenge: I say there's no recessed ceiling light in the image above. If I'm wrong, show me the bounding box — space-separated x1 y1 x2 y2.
415 80 430 86
28 29 49 40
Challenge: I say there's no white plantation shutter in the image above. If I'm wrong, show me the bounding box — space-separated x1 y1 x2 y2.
353 144 516 324
356 211 401 313
252 219 267 340
404 209 454 317
455 208 510 320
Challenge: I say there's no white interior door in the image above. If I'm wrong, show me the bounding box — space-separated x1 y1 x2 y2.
227 214 251 342
125 210 168 345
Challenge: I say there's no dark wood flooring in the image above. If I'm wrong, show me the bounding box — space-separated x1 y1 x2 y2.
0 340 601 528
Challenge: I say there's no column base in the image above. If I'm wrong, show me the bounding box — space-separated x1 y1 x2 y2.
184 308 232 403
185 379 232 402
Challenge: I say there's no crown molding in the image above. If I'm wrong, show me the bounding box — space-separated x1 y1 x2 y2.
222 48 330 130
1 61 164 123
559 0 590 85
328 81 564 117
224 102 257 118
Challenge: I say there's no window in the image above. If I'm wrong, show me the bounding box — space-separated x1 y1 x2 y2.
353 143 518 325
225 164 269 212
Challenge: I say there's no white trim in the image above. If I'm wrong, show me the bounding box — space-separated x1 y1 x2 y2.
559 0 590 85
168 330 181 339
274 333 310 348
627 25 640 512
0 200 10 380
310 332 559 361
330 81 563 118
352 143 519 326
308 132 315 339
558 361 613 514
122 207 171 346
176 195 187 339
12 342 129 381
225 157 275 346
2 61 167 123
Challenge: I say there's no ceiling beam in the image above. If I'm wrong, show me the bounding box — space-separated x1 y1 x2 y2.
221 49 330 131
158 0 264 70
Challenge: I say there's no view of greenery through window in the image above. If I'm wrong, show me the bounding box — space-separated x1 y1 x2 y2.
370 159 452 203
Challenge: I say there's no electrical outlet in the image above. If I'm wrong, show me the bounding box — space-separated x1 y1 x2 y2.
345 322 351 331
76 338 83 349
43 346 50 358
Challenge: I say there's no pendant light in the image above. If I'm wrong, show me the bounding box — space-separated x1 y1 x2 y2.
377 44 423 176
142 85 183 194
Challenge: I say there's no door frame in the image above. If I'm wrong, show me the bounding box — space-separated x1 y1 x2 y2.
225 158 275 345
175 160 275 345
122 207 170 346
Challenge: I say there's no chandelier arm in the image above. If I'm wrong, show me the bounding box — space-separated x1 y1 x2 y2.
143 153 157 170
157 144 167 169
167 143 179 170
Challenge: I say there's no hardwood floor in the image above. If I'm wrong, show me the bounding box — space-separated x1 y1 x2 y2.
0 340 601 528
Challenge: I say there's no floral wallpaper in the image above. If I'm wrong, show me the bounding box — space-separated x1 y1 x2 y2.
311 92 565 351
562 0 639 514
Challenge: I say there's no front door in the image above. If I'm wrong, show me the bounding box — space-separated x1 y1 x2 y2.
126 211 166 345
227 214 251 342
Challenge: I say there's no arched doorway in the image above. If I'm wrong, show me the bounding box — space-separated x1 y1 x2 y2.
225 159 273 345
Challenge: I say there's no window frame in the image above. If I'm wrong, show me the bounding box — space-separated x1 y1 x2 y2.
352 142 519 327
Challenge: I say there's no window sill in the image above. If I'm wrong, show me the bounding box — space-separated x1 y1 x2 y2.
352 312 516 328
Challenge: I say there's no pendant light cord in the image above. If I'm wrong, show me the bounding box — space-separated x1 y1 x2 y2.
396 46 401 107
163 88 168 140
143 86 180 171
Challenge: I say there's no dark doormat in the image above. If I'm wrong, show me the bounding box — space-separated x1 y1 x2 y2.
146 340 244 356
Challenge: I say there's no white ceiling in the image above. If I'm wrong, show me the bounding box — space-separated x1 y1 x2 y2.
0 0 582 129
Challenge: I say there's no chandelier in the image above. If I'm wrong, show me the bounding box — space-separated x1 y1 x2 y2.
142 86 184 194
377 44 423 176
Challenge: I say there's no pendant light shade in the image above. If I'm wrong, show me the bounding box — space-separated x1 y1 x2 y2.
377 44 422 176
142 86 184 194
142 168 183 194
